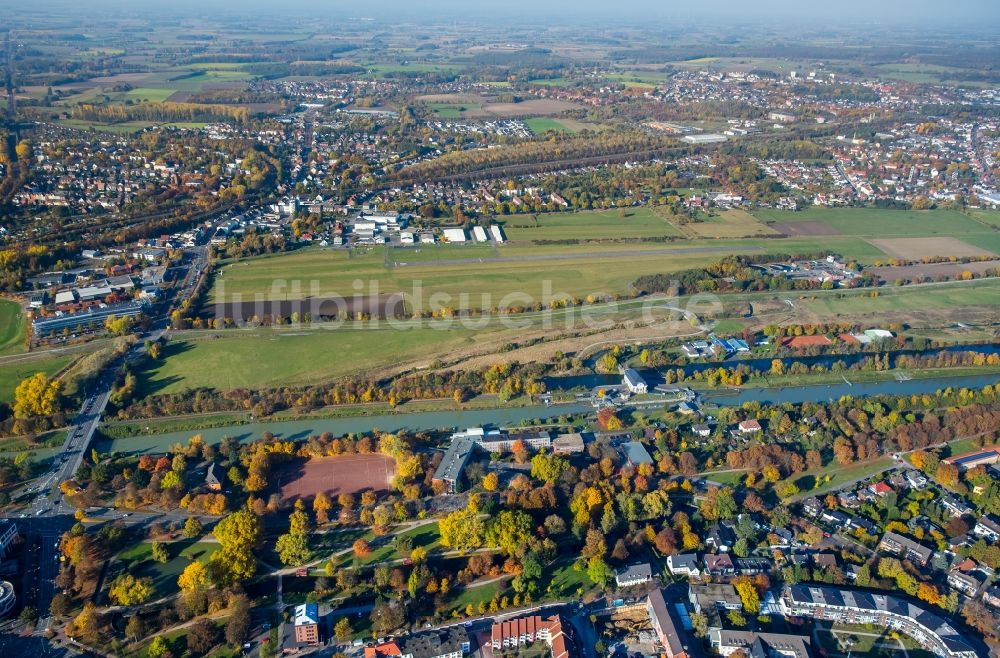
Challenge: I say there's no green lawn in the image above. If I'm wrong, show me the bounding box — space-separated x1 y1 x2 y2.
427 103 478 118
702 470 746 486
502 207 683 241
524 117 575 134
208 241 735 309
786 457 895 500
802 278 1000 315
0 299 26 356
447 580 508 616
351 523 441 566
110 539 219 600
138 326 488 395
541 556 596 599
0 354 74 404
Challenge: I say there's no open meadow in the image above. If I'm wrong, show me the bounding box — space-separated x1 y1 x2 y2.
0 299 27 357
0 353 74 404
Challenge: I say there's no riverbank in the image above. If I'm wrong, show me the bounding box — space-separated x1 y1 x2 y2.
93 369 1000 456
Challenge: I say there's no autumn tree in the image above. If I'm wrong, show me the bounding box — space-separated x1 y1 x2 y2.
439 496 485 552
211 508 263 584
188 618 221 655
178 561 213 593
313 492 332 525
335 618 352 644
108 574 154 606
151 541 169 563
183 516 203 538
225 595 252 647
486 510 533 557
13 372 62 419
277 500 312 566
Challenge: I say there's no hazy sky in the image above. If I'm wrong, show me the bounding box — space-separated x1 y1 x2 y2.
7 0 1000 28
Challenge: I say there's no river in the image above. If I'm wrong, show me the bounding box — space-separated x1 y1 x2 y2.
547 342 1000 391
96 371 1000 455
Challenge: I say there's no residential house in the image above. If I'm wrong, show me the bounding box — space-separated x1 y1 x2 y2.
691 423 712 438
667 554 701 578
879 532 933 566
972 515 1000 542
838 492 860 508
905 471 928 489
401 627 470 658
491 615 571 658
205 463 225 491
868 482 893 498
941 496 975 519
704 554 736 577
737 419 761 434
780 585 976 658
709 630 812 658
813 554 838 571
801 497 823 519
690 583 743 632
735 558 773 575
983 585 1000 611
706 523 735 553
616 563 653 588
947 570 982 596
820 510 849 527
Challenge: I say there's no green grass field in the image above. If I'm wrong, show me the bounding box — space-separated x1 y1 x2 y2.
209 242 747 311
0 299 26 356
0 354 74 404
110 539 219 600
502 207 683 241
427 103 477 118
787 457 895 500
138 326 489 395
802 278 1000 315
353 523 441 565
524 117 576 134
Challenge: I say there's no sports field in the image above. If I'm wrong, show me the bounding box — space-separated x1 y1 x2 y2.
276 454 396 501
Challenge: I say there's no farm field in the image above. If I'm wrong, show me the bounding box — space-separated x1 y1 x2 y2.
753 207 995 238
0 299 27 356
868 237 995 260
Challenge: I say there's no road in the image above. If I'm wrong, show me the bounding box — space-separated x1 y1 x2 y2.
5 241 212 623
